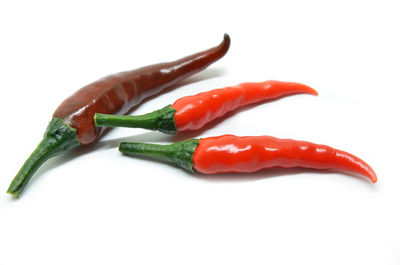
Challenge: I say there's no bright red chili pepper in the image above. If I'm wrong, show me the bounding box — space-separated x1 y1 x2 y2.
173 80 318 131
119 135 377 183
94 80 318 134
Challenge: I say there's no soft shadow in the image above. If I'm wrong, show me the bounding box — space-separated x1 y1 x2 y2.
112 153 376 187
194 167 374 186
172 67 226 88
23 131 170 196
33 131 171 175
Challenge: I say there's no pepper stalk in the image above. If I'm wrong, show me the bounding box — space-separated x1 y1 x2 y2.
7 118 80 197
95 105 177 134
119 139 199 172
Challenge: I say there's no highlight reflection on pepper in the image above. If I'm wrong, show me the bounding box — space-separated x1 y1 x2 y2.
119 135 377 183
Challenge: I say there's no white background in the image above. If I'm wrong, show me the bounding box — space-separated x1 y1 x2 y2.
0 0 399 264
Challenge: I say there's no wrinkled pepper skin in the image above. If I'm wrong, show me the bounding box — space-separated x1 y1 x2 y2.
54 34 231 145
94 80 317 134
8 34 230 197
119 135 377 183
172 80 317 132
193 135 377 182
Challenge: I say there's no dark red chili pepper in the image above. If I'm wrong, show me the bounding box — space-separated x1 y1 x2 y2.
8 34 230 197
94 80 318 134
119 135 377 183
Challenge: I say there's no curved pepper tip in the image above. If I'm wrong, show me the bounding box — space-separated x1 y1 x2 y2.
221 33 231 51
357 157 377 183
275 81 318 97
223 33 230 42
369 171 378 183
353 158 377 183
301 84 318 96
308 87 319 96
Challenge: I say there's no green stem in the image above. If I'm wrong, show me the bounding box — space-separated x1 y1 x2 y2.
7 118 80 197
119 139 199 172
94 105 177 134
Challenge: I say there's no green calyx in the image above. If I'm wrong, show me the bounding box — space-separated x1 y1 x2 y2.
94 105 178 134
119 139 200 172
7 117 80 197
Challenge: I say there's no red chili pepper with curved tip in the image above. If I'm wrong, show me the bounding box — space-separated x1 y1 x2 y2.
119 135 377 183
94 80 318 133
8 34 230 197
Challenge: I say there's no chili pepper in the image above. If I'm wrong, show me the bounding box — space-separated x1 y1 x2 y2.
8 34 230 197
94 80 318 134
119 135 377 183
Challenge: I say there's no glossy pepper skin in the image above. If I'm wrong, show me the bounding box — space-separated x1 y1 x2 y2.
119 135 377 183
55 34 230 145
8 34 230 197
94 80 317 134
